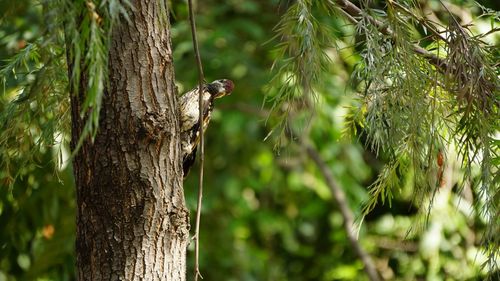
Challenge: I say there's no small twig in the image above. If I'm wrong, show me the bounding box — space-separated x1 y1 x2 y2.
300 140 381 281
436 0 465 35
480 27 500 38
187 0 205 280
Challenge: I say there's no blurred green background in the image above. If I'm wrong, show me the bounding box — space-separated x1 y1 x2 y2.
0 0 497 280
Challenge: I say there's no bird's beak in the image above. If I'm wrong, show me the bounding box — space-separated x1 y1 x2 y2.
215 91 230 98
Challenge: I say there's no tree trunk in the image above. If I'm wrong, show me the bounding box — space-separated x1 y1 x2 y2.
69 1 189 280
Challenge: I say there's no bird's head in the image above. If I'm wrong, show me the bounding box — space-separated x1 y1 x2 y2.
208 79 234 98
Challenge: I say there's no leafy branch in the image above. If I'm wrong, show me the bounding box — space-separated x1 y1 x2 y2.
63 0 131 152
265 0 335 146
268 0 499 277
0 0 133 183
0 37 70 185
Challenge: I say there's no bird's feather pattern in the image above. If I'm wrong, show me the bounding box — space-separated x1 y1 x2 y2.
179 79 234 178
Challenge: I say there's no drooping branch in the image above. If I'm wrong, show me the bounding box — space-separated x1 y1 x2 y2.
390 1 447 42
334 0 448 71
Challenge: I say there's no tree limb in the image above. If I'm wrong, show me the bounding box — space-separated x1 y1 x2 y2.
300 139 382 281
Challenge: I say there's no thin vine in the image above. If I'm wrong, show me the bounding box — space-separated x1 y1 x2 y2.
187 0 206 280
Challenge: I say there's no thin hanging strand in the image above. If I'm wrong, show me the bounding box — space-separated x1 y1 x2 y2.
187 0 205 280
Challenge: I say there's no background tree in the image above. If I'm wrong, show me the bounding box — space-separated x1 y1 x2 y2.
0 0 498 280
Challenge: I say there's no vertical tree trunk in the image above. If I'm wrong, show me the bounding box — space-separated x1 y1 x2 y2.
69 1 189 280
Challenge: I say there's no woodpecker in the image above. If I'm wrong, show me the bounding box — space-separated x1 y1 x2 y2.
179 79 234 177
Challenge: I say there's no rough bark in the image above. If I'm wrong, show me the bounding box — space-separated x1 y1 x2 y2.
69 1 189 280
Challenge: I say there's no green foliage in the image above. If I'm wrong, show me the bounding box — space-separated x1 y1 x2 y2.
0 0 134 181
0 3 69 186
0 0 131 280
345 1 499 274
0 153 75 281
265 0 498 279
265 0 337 145
353 1 448 210
443 20 499 272
61 0 131 150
